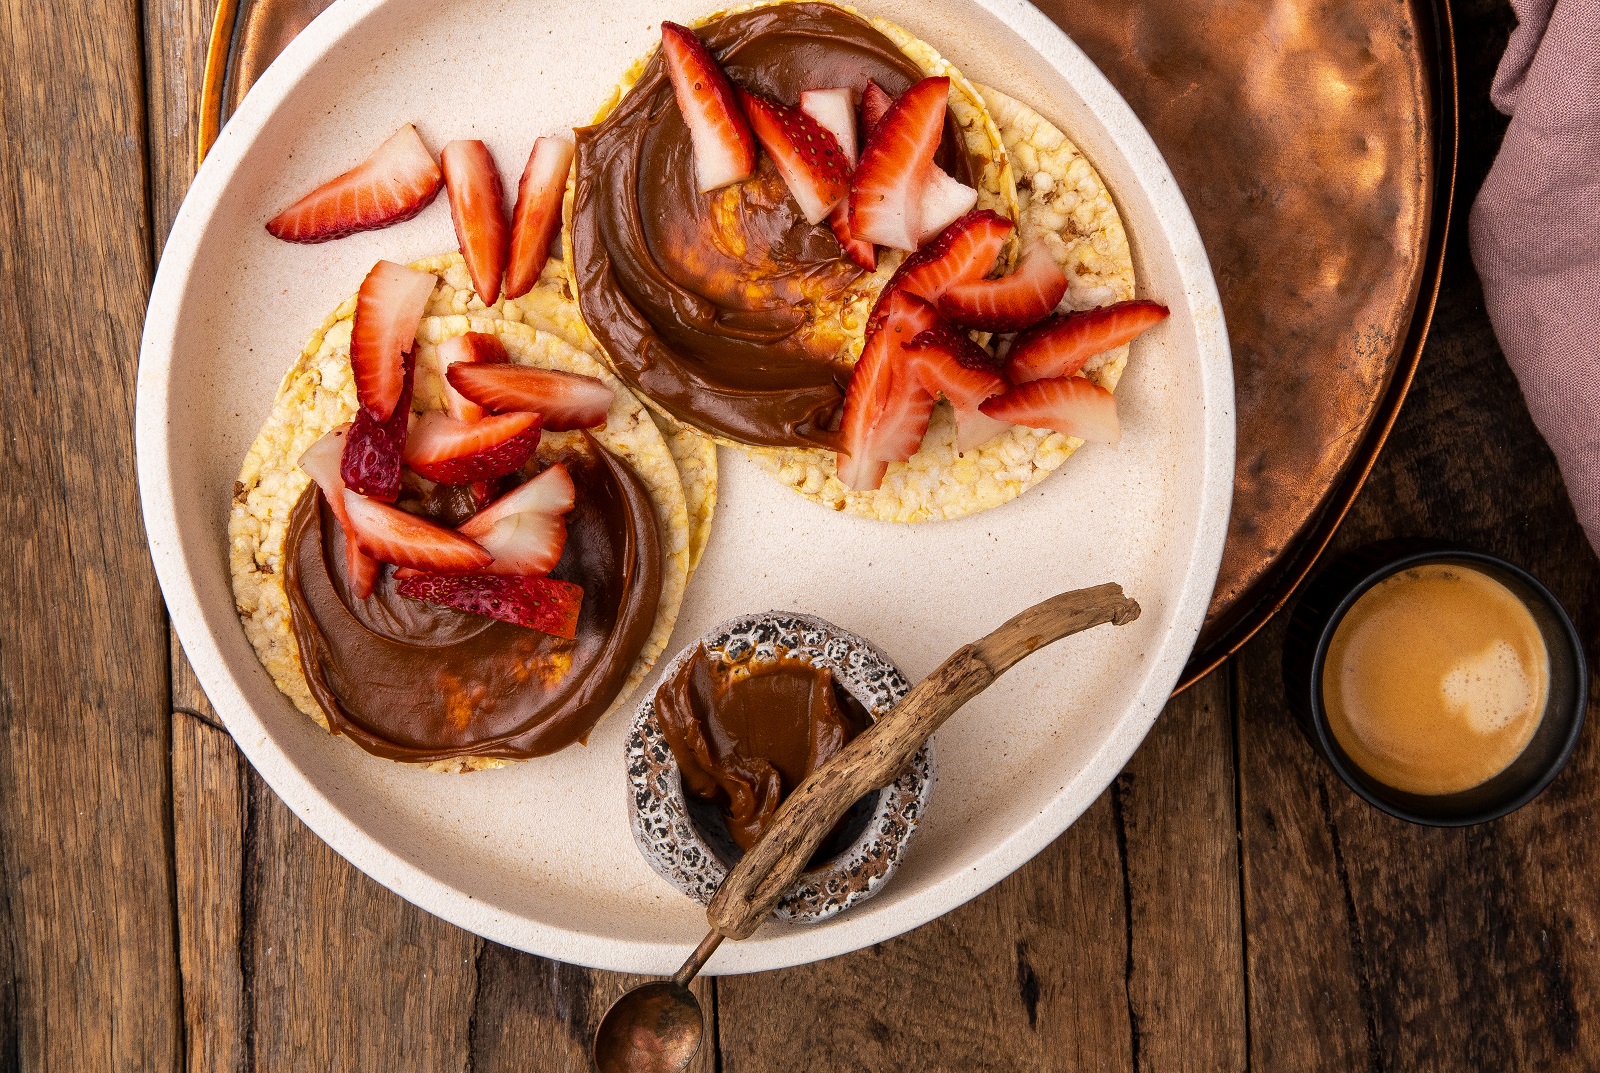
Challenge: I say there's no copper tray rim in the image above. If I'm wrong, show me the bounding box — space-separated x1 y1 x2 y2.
196 0 1460 692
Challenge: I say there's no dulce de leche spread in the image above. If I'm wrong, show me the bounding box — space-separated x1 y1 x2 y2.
570 3 976 450
654 646 871 850
284 436 662 762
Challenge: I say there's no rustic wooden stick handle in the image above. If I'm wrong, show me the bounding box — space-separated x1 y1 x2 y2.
706 583 1141 940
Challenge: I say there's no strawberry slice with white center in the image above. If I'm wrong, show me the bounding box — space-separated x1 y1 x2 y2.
939 239 1068 332
660 22 757 193
342 489 493 572
446 363 615 430
860 79 893 136
904 325 1009 452
866 209 1013 337
916 167 978 247
266 123 442 243
299 424 381 598
836 290 942 490
1006 300 1171 383
341 355 415 502
799 88 859 166
503 137 575 301
849 76 949 251
737 88 851 225
979 376 1121 443
431 331 510 423
396 574 583 638
403 411 543 484
456 463 575 576
350 260 435 422
440 140 509 305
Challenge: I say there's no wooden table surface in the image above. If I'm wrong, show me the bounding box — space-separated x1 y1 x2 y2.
5 0 1597 1067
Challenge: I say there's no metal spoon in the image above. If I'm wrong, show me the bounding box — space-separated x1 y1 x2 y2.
593 584 1141 1073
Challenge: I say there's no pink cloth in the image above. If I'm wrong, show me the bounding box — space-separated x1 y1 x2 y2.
1468 0 1600 555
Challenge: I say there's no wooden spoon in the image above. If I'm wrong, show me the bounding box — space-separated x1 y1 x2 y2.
593 583 1141 1072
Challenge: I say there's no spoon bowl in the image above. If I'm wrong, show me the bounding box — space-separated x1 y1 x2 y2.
593 982 704 1073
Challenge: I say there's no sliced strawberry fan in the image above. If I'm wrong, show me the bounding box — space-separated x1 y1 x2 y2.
939 239 1067 332
440 139 509 305
1006 300 1171 383
397 574 583 638
866 209 1013 337
504 137 575 301
266 123 442 243
835 290 942 490
737 88 851 225
660 22 756 193
446 363 614 431
403 411 543 484
905 327 1009 452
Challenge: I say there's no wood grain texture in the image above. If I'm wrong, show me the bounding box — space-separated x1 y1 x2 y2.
0 0 180 1065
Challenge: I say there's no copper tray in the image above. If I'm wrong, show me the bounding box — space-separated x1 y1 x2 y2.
199 0 1458 690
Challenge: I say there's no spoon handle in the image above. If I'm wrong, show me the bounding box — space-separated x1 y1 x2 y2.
706 583 1141 940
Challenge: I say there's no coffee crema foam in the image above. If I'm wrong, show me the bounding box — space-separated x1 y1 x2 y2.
1322 563 1549 796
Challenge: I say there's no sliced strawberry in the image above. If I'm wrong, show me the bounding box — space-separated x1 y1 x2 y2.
1006 300 1171 383
860 79 893 136
979 376 1121 443
396 574 583 638
836 290 941 490
799 88 859 166
504 137 575 301
849 76 948 251
939 239 1067 332
298 424 381 598
737 88 850 225
457 463 576 577
829 203 876 271
660 22 757 193
916 167 978 247
403 411 542 484
342 489 493 572
341 357 414 502
266 124 442 243
461 462 576 532
432 331 510 423
905 328 1008 452
440 140 509 305
446 363 614 430
866 209 1013 337
350 260 435 421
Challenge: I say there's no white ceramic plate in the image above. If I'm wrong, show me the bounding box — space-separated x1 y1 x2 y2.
137 0 1233 974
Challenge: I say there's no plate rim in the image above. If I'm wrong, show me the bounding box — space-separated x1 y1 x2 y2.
136 0 1235 973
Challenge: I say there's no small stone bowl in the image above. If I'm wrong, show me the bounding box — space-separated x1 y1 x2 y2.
624 611 934 925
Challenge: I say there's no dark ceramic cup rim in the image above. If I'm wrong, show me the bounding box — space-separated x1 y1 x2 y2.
1292 545 1587 827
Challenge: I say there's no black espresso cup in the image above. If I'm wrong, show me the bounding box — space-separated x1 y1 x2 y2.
1283 542 1588 826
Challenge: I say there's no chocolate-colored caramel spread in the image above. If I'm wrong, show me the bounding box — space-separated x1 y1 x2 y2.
654 646 871 850
284 436 662 762
571 3 976 449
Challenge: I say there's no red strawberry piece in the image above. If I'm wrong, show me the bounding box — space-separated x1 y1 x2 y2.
298 424 381 598
431 331 510 423
979 376 1121 443
866 209 1013 337
403 411 543 484
1006 300 1171 383
849 76 948 251
446 363 615 430
939 239 1068 332
457 463 576 576
396 574 583 638
660 22 757 193
799 88 859 166
265 123 442 243
860 79 893 136
440 140 509 305
916 167 978 247
503 137 575 301
829 203 876 271
737 88 851 225
341 355 415 502
905 328 1009 452
342 489 493 572
350 260 435 422
835 290 941 490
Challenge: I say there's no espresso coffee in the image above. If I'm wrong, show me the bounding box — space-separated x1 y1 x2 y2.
1322 563 1549 796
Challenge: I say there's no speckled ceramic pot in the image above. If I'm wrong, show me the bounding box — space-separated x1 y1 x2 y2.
626 611 934 925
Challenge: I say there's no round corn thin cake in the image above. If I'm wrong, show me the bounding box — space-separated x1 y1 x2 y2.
748 83 1139 522
229 290 691 773
418 251 719 574
557 0 1021 453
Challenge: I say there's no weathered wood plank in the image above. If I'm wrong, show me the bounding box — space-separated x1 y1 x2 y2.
172 711 248 1073
144 0 218 251
0 0 180 1065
